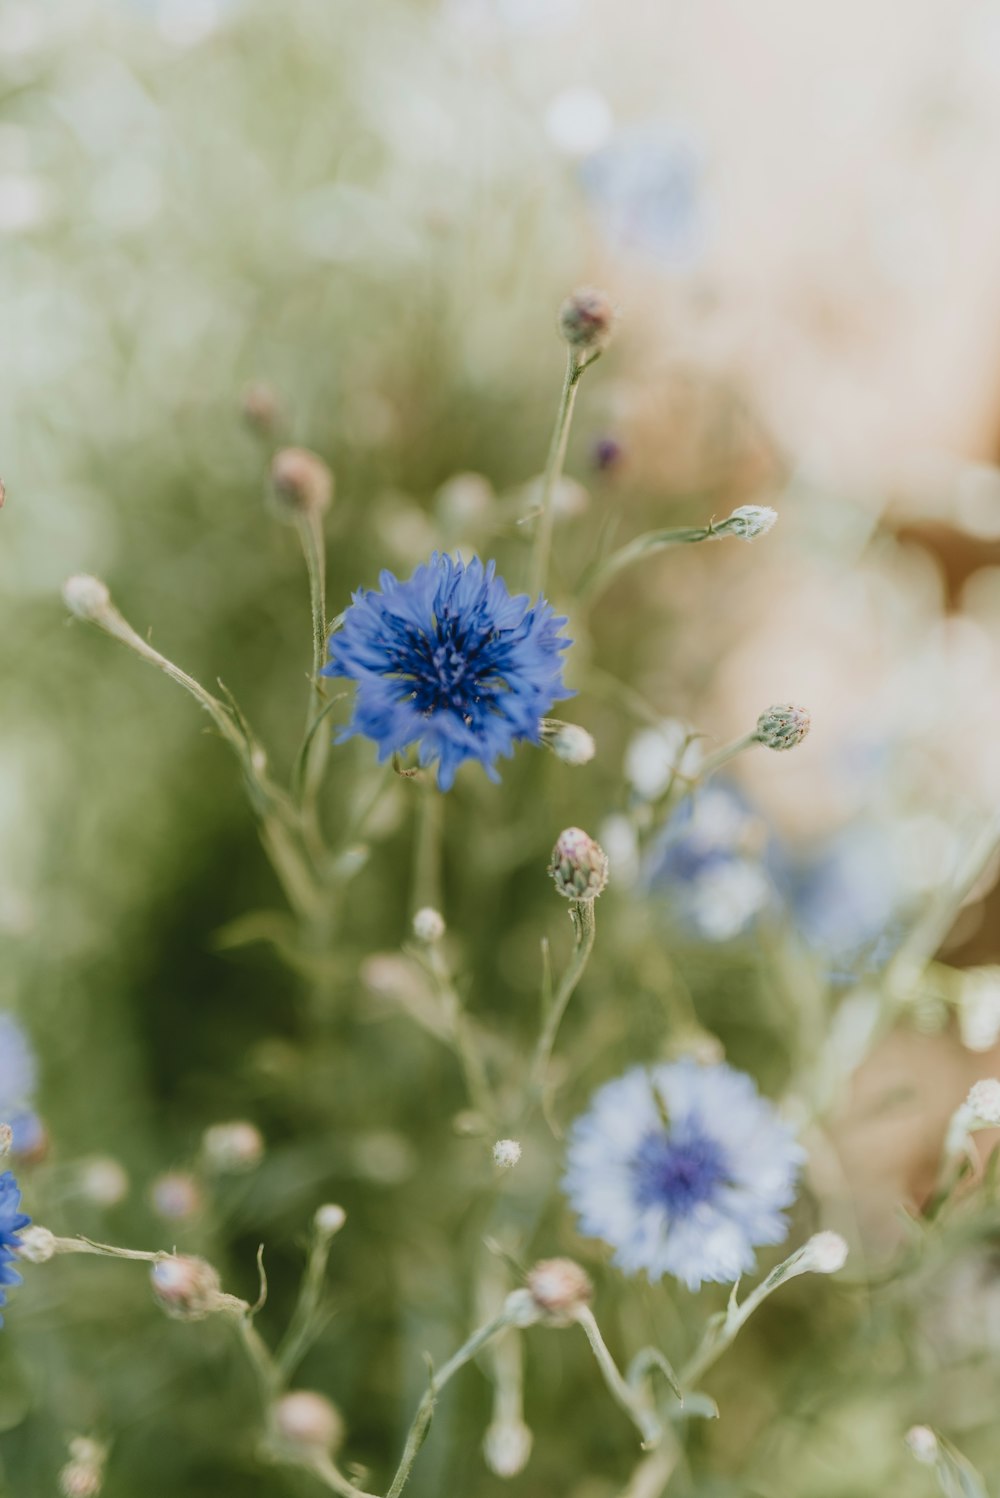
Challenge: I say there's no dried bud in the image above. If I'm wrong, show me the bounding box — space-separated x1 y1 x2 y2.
150 1171 203 1221
412 907 445 944
723 504 778 540
483 1418 533 1477
202 1120 264 1174
269 447 333 516
314 1202 347 1238
526 1258 593 1325
800 1230 848 1275
17 1224 55 1263
558 287 615 354
492 1138 522 1170
151 1255 223 1321
967 1078 1000 1126
905 1425 939 1465
62 574 111 622
549 827 609 901
543 721 596 767
755 704 810 751
78 1156 130 1207
273 1390 345 1454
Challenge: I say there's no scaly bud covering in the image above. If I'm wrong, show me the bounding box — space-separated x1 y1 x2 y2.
493 1138 522 1170
558 287 615 354
526 1258 593 1325
202 1120 264 1173
723 504 778 540
269 447 333 516
412 907 445 943
967 1078 1000 1126
755 704 810 751
62 574 111 622
273 1390 345 1454
150 1255 222 1321
549 827 609 901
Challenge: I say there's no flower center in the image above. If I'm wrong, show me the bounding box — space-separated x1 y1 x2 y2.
630 1125 731 1217
392 608 506 718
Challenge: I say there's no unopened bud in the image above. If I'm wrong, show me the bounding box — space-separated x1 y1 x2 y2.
525 1258 593 1325
492 1138 522 1170
755 704 810 751
78 1156 129 1207
17 1224 55 1263
150 1255 222 1321
273 1390 345 1454
314 1203 347 1238
558 287 615 354
483 1418 533 1477
543 721 596 767
549 827 609 901
723 504 777 540
905 1425 939 1465
412 907 445 944
967 1078 1000 1126
62 574 111 622
270 447 333 516
202 1120 264 1174
800 1230 848 1275
150 1171 203 1221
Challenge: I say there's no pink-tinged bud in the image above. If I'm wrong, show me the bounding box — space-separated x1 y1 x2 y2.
558 287 615 354
525 1258 593 1325
150 1255 223 1321
549 827 609 901
269 447 333 516
273 1390 345 1454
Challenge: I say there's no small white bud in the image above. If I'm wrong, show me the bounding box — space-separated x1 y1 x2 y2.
314 1203 347 1238
78 1156 130 1207
549 827 609 901
545 723 596 767
800 1230 848 1275
724 504 778 540
967 1078 1000 1126
202 1120 264 1174
492 1139 522 1170
755 703 811 751
150 1171 203 1221
17 1224 55 1264
0 1123 12 1157
412 907 446 943
525 1258 593 1326
905 1425 939 1465
483 1418 533 1477
62 574 111 622
273 1390 345 1454
150 1255 222 1321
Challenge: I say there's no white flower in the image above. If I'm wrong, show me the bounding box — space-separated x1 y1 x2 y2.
202 1120 264 1173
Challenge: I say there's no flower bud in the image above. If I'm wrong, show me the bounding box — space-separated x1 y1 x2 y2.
723 504 778 540
17 1224 55 1263
525 1258 593 1325
544 722 596 767
202 1120 264 1174
755 704 810 751
967 1078 1000 1126
800 1230 848 1275
314 1202 347 1238
549 827 609 901
412 907 445 944
62 574 111 622
270 447 333 516
150 1171 203 1221
273 1390 345 1454
151 1255 223 1321
492 1138 522 1170
905 1425 939 1465
483 1418 533 1477
557 287 615 354
78 1156 130 1207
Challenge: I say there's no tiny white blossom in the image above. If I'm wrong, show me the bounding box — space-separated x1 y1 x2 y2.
314 1203 347 1237
493 1138 522 1170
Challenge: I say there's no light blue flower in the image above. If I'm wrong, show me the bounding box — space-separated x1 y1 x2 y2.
563 1061 804 1290
0 1014 36 1121
0 1171 30 1324
645 783 774 941
579 123 706 270
323 554 573 790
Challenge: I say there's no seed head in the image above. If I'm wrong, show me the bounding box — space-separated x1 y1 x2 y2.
62 574 111 622
412 907 445 944
269 447 333 516
755 704 810 751
273 1390 345 1454
241 381 281 433
526 1258 593 1325
150 1255 223 1321
557 287 615 354
549 827 609 901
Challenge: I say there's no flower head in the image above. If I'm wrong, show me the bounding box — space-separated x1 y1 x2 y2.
563 1061 804 1290
323 554 572 791
0 1170 30 1323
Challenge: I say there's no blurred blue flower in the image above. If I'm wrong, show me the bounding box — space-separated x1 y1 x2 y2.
645 783 774 941
324 553 572 790
564 1061 803 1290
579 124 706 269
0 1014 37 1121
0 1171 30 1324
774 822 904 979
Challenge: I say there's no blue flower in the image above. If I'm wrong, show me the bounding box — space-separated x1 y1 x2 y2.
0 1014 36 1120
0 1170 30 1324
563 1061 804 1290
645 784 774 942
579 123 707 270
323 554 573 790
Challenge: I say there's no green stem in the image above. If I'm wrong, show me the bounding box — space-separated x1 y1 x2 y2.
274 1230 337 1382
411 782 443 916
527 900 597 1110
695 732 758 782
426 945 496 1125
296 505 332 815
574 1307 663 1449
579 524 722 604
528 351 584 599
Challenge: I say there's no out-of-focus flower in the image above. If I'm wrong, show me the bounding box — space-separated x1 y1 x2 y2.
150 1255 222 1321
579 123 706 269
564 1061 803 1289
625 720 703 801
905 1426 939 1465
273 1390 345 1454
525 1258 593 1324
558 287 615 354
324 554 572 790
646 783 772 941
483 1417 533 1477
798 1230 849 1274
0 1013 36 1119
543 720 596 766
77 1156 130 1207
493 1138 522 1170
412 907 446 943
0 1170 30 1323
150 1171 203 1221
201 1120 264 1174
773 821 904 975
545 86 614 157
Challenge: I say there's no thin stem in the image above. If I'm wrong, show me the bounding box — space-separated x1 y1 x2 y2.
274 1230 337 1381
296 506 332 814
574 1307 663 1449
426 945 496 1126
528 351 584 599
385 1308 513 1498
695 732 758 782
307 1455 380 1498
527 900 597 1109
411 782 443 916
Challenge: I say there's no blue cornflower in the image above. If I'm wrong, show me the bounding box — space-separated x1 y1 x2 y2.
0 1170 30 1323
563 1061 804 1290
323 554 573 790
645 784 774 942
